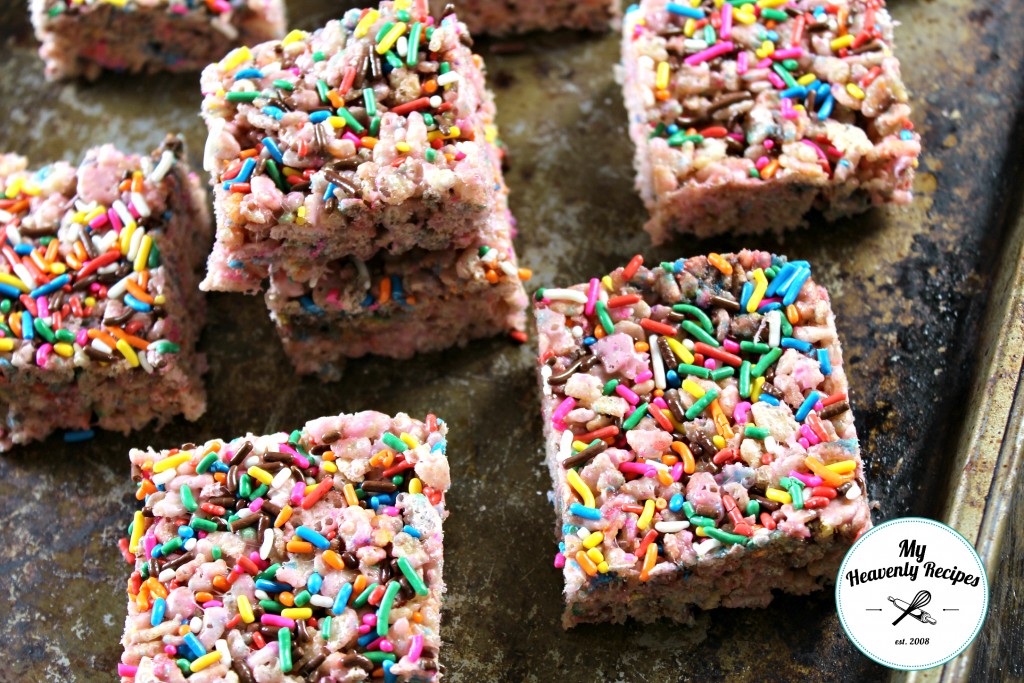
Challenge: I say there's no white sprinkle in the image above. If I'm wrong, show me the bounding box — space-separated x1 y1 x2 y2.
655 521 690 534
158 568 176 583
107 275 132 300
95 230 119 253
576 527 591 540
91 338 114 355
309 595 333 609
259 528 274 560
650 334 666 390
846 482 862 500
558 429 574 463
215 639 231 665
2 220 17 237
138 350 154 374
271 468 292 489
768 309 781 347
149 150 176 184
499 261 518 278
480 248 499 264
543 288 588 304
112 200 134 228
694 538 722 556
428 95 442 108
396 35 408 57
13 263 36 290
127 227 146 261
183 538 197 551
684 39 709 51
190 617 202 633
682 338 695 351
152 468 177 486
571 325 583 338
130 192 151 218
254 589 270 602
436 71 461 86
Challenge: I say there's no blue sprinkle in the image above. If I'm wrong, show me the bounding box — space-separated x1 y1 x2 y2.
561 524 576 535
308 572 323 595
669 493 684 512
757 301 783 312
384 659 397 683
261 106 285 120
0 283 22 298
361 293 375 307
818 348 832 375
781 337 813 353
13 244 32 256
64 429 95 443
124 293 152 312
222 157 256 190
740 281 754 311
178 526 195 539
234 68 264 80
667 124 679 135
262 137 284 164
29 273 69 299
21 311 33 340
569 503 602 521
666 2 704 19
310 110 331 124
818 93 835 120
228 259 244 270
255 579 291 593
296 525 330 549
796 390 821 422
782 267 812 306
666 369 681 388
402 525 421 538
357 631 377 647
583 336 597 346
558 541 566 553
780 86 807 99
150 597 166 627
759 394 780 406
300 296 324 315
183 632 206 658
900 130 914 141
323 182 338 202
766 30 779 42
815 82 831 101
332 583 353 615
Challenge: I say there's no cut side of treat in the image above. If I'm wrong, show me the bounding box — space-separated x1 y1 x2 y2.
0 137 209 451
621 0 921 242
30 0 287 81
119 411 450 682
200 1 507 293
535 250 870 627
264 192 529 380
446 0 619 35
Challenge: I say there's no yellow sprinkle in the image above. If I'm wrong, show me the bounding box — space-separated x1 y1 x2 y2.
831 34 855 51
21 183 41 197
84 207 105 224
751 375 766 402
662 408 685 433
408 477 423 495
321 461 338 473
765 487 793 504
4 177 22 199
683 18 696 37
664 336 695 365
747 268 768 313
134 235 152 272
597 561 609 573
400 432 419 449
484 124 499 144
354 9 380 38
327 116 347 129
395 142 411 153
637 499 655 530
582 531 604 549
695 525 709 537
0 273 28 292
220 46 251 72
153 452 190 474
655 61 670 91
572 440 588 451
846 83 866 100
84 296 96 307
237 594 255 623
394 0 411 8
128 510 145 552
734 9 756 24
586 547 604 564
682 379 706 399
376 22 407 55
426 125 461 142
712 435 726 449
53 343 73 358
601 276 614 292
826 460 858 474
247 466 274 486
304 483 318 494
116 338 140 368
120 222 136 255
282 30 308 46
50 262 66 275
281 607 313 620
566 469 596 508
190 652 222 673
0 339 14 352
153 295 166 305
797 73 817 86
757 0 789 6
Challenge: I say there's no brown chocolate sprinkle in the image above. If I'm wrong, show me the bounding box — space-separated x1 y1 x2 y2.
819 400 851 420
361 480 398 494
709 294 741 311
229 440 254 467
562 440 608 469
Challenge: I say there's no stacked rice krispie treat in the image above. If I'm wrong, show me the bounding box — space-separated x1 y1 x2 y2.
200 0 529 379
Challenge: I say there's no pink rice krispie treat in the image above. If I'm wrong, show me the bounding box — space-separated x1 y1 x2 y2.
447 0 620 35
119 411 450 682
534 251 870 627
0 137 209 450
31 0 286 81
622 0 921 242
264 192 529 380
200 1 507 293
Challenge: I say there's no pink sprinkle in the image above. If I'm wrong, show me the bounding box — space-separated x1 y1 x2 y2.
737 51 749 74
379 640 394 653
88 213 109 229
801 139 829 162
552 397 576 423
671 463 684 482
615 383 640 405
722 339 740 353
684 41 734 66
358 624 372 635
584 278 600 315
619 462 656 477
759 296 782 306
261 614 295 628
652 397 668 410
781 98 799 120
366 636 385 651
35 343 50 367
143 530 157 560
798 437 810 449
453 151 467 161
197 531 207 539
248 551 267 569
127 202 140 219
756 156 770 171
343 131 361 145
800 424 820 445
382 506 400 516
764 139 775 150
169 4 188 14
553 419 567 432
363 614 377 625
248 498 264 512
203 600 223 608
36 296 49 320
755 57 772 69
76 329 88 346
720 3 733 39
408 634 425 662
815 400 824 411
163 645 176 656
291 481 305 505
703 358 717 370
772 47 804 60
790 470 823 487
734 401 752 424
107 208 123 231
118 664 139 676
635 370 653 383
553 552 566 569
767 72 786 89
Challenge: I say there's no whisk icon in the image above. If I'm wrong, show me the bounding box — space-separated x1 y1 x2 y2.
889 590 937 626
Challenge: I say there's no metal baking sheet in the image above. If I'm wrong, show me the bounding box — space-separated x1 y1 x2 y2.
1 0 1023 680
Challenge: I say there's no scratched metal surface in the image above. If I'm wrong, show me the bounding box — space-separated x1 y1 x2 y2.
0 0 1022 681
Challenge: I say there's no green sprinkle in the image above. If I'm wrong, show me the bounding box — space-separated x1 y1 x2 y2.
375 21 395 43
55 328 75 344
681 320 719 347
226 91 260 103
363 88 377 117
439 61 450 75
744 426 770 440
382 432 408 452
773 63 798 89
212 546 222 561
689 515 716 527
781 316 793 337
369 115 381 137
376 581 402 636
746 500 760 517
151 340 180 354
406 23 422 67
176 659 191 676
740 341 770 354
649 122 666 139
595 300 614 335
425 148 437 162
668 133 705 147
672 304 714 333
761 8 788 21
704 24 716 45
337 108 365 133
312 51 326 62
710 367 735 381
781 58 800 72
739 361 752 399
352 582 379 608
0 300 10 313
397 557 429 596
180 485 198 512
383 51 403 70
751 348 783 377
478 246 491 257
321 615 332 640
249 483 268 500
678 363 711 379
147 241 161 269
257 564 281 580
161 537 182 554
288 430 301 445
789 484 804 510
33 318 55 343
260 599 284 613
238 474 251 499
423 113 434 126
272 79 294 91
265 159 288 192
704 527 750 545
364 652 397 664
396 9 410 21
685 388 719 420
392 475 404 486
749 168 761 178
196 451 218 474
294 590 311 607
682 501 696 518
316 79 330 104
622 403 649 430
278 625 292 672
190 517 217 532
603 379 620 395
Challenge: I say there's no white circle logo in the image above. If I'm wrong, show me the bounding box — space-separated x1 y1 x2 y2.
836 517 989 670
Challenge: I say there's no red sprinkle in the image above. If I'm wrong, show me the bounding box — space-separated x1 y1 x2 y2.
606 294 642 308
389 97 431 116
822 392 848 406
639 318 677 337
694 342 742 367
804 496 831 509
301 477 334 509
636 529 658 557
650 405 675 432
576 425 620 443
622 255 644 280
811 486 838 499
760 512 777 530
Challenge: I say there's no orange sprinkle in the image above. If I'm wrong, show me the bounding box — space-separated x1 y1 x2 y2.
575 550 598 577
326 90 344 109
360 137 378 149
279 592 295 607
412 611 424 624
239 148 259 159
517 268 532 280
65 254 82 270
211 576 230 592
379 277 392 304
118 179 132 192
44 240 60 263
655 89 670 101
485 269 499 284
9 312 23 338
274 504 293 528
136 479 156 500
657 470 673 486
639 542 658 582
285 540 314 554
131 171 144 193
343 483 360 507
786 304 800 324
594 326 606 339
195 591 214 603
322 549 345 571
708 253 733 276
761 160 780 179
124 279 154 304
422 80 438 94
672 441 696 475
213 472 227 483
353 575 368 594
634 341 650 353
661 454 679 466
105 327 150 350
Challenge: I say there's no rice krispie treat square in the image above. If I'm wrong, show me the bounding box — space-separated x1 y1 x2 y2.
119 411 450 682
622 0 921 242
31 0 286 81
534 250 870 626
200 1 507 293
446 0 619 35
0 137 209 450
